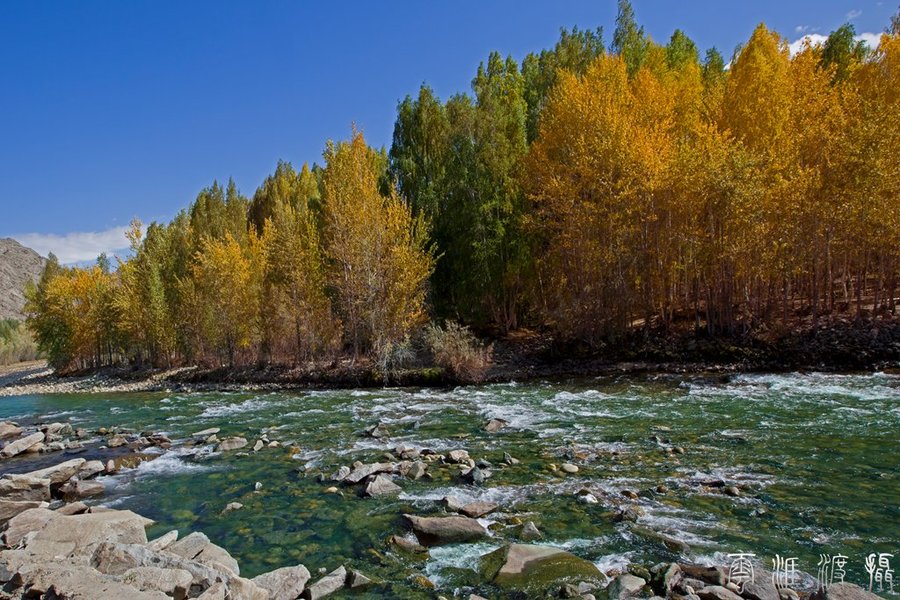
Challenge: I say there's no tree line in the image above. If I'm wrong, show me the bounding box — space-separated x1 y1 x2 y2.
25 1 900 371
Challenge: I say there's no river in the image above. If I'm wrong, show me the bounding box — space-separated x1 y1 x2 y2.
0 371 897 598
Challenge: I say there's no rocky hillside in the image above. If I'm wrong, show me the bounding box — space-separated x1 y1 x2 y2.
0 238 46 321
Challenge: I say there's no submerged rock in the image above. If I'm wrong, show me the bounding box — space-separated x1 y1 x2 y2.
404 514 488 545
479 544 605 590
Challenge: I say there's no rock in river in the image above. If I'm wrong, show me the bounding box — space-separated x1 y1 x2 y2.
304 565 346 599
460 501 498 518
364 474 402 497
216 437 248 452
252 564 311 600
0 421 23 440
0 474 50 502
484 418 508 432
479 544 605 590
344 462 395 484
404 514 488 545
606 573 647 599
1 431 45 458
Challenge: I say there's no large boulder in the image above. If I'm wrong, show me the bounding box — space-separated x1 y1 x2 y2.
18 458 86 485
60 479 105 501
0 474 50 501
5 507 152 557
741 580 780 600
460 501 498 518
253 565 311 600
304 565 346 600
479 544 605 590
0 499 45 525
1 431 45 457
90 541 223 589
404 514 488 545
13 561 169 599
121 566 193 600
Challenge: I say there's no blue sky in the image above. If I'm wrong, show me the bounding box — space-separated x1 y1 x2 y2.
0 1 895 263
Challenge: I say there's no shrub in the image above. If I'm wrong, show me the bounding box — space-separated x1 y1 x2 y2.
0 319 40 366
424 321 490 382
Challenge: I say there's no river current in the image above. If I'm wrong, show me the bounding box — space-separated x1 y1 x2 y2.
0 372 897 598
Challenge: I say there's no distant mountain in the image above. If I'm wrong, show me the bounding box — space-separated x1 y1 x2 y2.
0 238 47 321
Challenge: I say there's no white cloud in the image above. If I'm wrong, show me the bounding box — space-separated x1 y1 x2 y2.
12 226 133 265
788 31 881 56
847 9 863 19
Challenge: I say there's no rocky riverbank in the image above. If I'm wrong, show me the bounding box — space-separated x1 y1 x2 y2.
1 319 898 398
0 415 893 599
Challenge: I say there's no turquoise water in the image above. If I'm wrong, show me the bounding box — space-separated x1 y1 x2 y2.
0 372 897 598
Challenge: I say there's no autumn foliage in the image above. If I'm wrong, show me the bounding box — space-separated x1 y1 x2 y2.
24 3 900 371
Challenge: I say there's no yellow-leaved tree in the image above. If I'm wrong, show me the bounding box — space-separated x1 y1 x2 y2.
322 129 434 357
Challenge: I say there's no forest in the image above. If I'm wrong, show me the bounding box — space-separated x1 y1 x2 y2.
24 2 900 374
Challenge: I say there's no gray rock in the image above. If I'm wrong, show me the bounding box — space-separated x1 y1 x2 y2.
121 566 193 600
167 531 211 560
15 561 169 599
192 427 220 438
480 544 605 590
222 502 244 514
197 581 227 599
447 449 470 463
607 574 647 599
6 507 152 553
460 501 498 518
18 458 85 485
55 501 89 515
442 495 465 512
60 478 105 501
519 521 543 541
364 474 402 497
0 431 44 457
366 423 390 438
108 434 128 447
561 463 579 473
679 564 727 586
0 499 45 524
329 466 350 482
304 565 346 599
741 580 779 600
217 437 248 451
819 583 884 600
0 474 51 501
78 459 106 479
253 440 264 452
698 585 745 600
0 421 23 440
90 542 223 589
344 462 395 484
485 418 508 432
389 534 428 554
347 568 372 588
253 565 311 600
148 529 179 551
407 461 427 480
404 514 488 545
196 542 240 576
